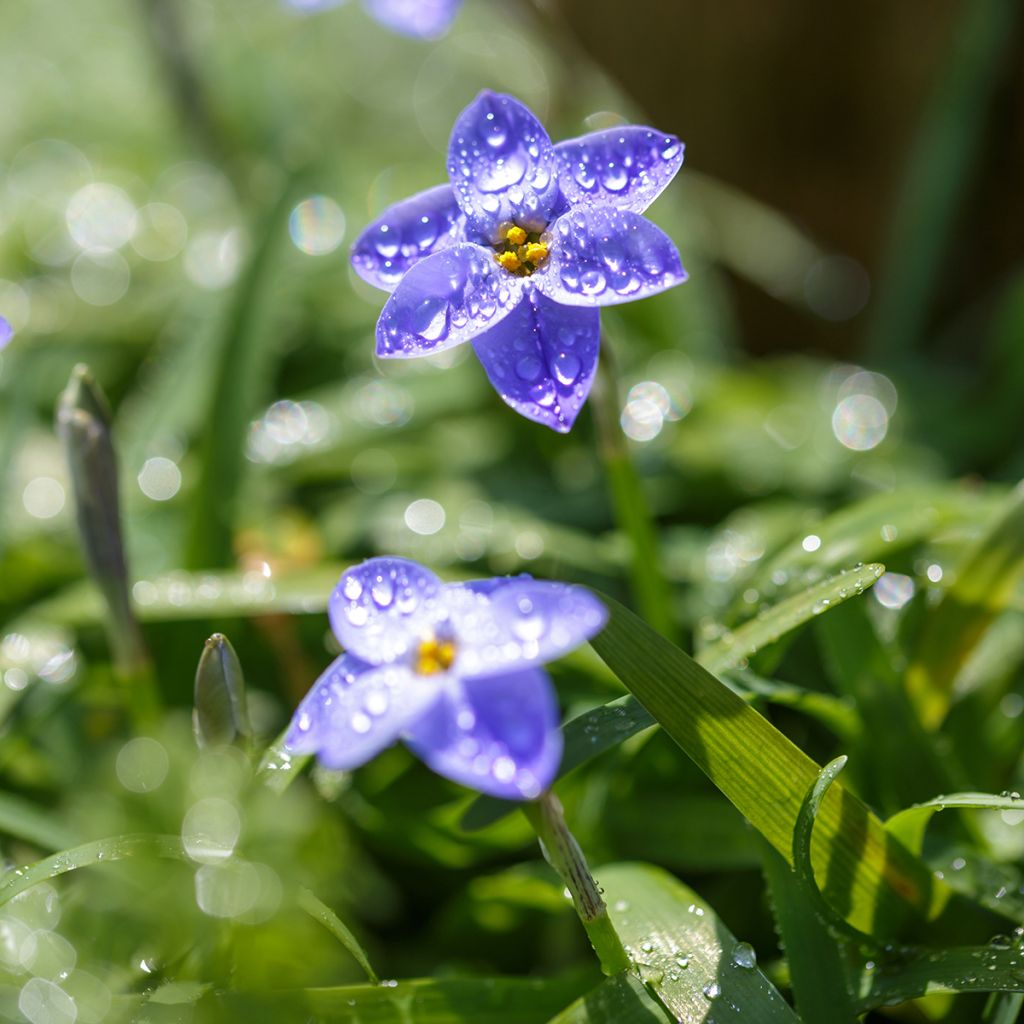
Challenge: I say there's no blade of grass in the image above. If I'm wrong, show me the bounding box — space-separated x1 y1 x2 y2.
297 886 379 985
907 482 1024 729
601 862 800 1023
184 179 300 569
547 972 670 1024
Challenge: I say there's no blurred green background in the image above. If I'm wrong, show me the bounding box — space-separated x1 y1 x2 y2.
1 0 1023 1021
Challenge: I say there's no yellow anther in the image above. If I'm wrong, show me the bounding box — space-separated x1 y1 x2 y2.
524 242 548 266
496 251 522 272
415 636 456 676
505 225 527 245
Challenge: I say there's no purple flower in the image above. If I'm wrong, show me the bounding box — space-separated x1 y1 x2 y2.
287 0 462 39
0 317 12 351
352 91 686 432
284 557 606 800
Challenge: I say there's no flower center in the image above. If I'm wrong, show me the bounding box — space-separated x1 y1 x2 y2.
415 634 457 675
493 224 549 277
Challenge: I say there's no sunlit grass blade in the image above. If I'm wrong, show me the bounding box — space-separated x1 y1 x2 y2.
463 563 880 832
600 862 799 1022
0 834 184 908
885 792 1024 856
907 482 1024 728
297 886 379 985
547 972 670 1023
985 992 1024 1024
24 563 348 627
727 670 859 742
214 976 585 1023
700 562 884 671
587 597 951 937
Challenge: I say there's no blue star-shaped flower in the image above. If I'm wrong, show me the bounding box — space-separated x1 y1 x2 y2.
284 557 607 800
287 0 462 39
353 91 687 431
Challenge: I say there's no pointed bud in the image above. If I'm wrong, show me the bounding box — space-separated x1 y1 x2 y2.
57 365 151 684
194 633 251 748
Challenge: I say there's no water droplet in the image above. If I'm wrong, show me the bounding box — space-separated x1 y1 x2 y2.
731 942 757 969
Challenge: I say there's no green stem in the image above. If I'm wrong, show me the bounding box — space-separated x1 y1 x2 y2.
591 340 677 641
522 793 631 976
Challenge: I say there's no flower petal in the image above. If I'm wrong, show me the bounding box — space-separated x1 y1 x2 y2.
472 290 600 432
443 578 607 679
376 243 523 357
536 206 686 307
554 127 684 214
404 669 562 799
363 0 461 37
285 654 441 770
329 557 444 664
447 91 562 240
351 185 464 292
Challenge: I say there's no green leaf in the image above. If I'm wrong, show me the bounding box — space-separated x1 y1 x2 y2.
184 180 301 569
587 596 950 937
0 834 185 908
22 564 347 627
0 791 78 852
256 727 310 794
762 844 857 1024
214 976 585 1023
850 943 1024 1012
599 862 799 1023
297 886 379 985
700 562 884 671
885 792 1024 856
547 973 670 1023
463 564 880 832
907 482 1024 729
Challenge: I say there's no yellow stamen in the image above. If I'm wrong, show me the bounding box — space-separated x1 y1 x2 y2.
496 251 522 272
523 242 548 266
505 225 527 245
415 636 456 675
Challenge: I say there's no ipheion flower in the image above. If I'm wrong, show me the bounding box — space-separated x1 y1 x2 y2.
352 91 687 432
284 557 607 799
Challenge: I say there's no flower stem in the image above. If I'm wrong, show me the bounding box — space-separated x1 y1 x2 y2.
522 793 631 976
591 339 678 641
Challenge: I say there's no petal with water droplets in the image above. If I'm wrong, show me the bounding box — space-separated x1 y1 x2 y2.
447 91 562 240
351 184 464 292
471 290 599 432
554 127 684 214
376 243 522 357
363 0 461 38
444 578 607 678
537 206 686 307
329 557 444 664
404 669 562 799
285 654 442 771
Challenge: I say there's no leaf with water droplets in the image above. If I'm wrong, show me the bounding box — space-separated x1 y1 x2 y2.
598 863 799 1023
698 563 885 674
213 975 585 1022
906 482 1024 729
546 971 670 1023
886 792 1024 857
